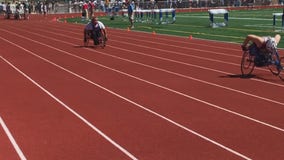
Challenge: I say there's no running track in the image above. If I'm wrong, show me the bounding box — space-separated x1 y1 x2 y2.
1 14 284 160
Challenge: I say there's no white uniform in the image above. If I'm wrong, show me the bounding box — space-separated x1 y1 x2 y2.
85 21 105 30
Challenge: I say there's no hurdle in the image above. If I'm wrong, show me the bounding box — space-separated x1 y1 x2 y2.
272 12 284 31
122 8 176 24
208 9 229 28
159 8 176 24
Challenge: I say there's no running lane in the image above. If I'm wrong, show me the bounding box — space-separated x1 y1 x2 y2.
1 16 284 160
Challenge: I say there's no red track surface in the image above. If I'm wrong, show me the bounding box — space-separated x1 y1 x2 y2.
1 14 284 160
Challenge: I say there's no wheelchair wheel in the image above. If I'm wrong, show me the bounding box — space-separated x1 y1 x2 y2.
99 36 106 49
84 39 89 47
101 41 105 48
268 53 281 76
241 51 255 77
278 57 284 80
84 35 90 47
84 30 91 47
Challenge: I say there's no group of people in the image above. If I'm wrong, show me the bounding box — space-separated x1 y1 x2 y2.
0 1 30 20
0 1 59 20
82 0 96 20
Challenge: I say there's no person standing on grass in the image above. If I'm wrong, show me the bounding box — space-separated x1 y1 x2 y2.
1 2 7 18
88 0 95 19
82 1 89 20
127 0 135 29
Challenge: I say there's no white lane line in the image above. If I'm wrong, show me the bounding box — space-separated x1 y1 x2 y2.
8 24 284 89
0 56 138 160
0 115 27 160
0 36 252 160
2 29 284 132
2 27 284 134
3 25 284 89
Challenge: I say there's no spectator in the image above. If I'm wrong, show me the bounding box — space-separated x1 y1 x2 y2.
127 0 135 29
82 1 89 19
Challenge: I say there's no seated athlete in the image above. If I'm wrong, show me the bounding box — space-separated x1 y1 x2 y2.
241 34 281 55
84 17 108 45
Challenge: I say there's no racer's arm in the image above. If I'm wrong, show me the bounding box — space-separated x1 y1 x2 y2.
242 34 265 51
98 21 107 39
102 28 107 39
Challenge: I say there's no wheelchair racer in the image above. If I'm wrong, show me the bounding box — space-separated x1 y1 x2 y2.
241 34 282 69
84 17 108 45
241 34 281 54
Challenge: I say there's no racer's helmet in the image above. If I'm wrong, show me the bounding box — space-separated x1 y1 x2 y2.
266 36 277 53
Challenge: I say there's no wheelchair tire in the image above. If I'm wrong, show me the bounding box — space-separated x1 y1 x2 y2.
84 30 91 47
99 36 106 48
268 52 281 76
241 51 255 77
84 39 89 47
84 34 90 47
277 57 284 80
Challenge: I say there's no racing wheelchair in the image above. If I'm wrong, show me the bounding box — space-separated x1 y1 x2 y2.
241 43 284 80
83 29 106 48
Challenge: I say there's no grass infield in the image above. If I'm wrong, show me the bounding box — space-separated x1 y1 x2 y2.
68 8 284 48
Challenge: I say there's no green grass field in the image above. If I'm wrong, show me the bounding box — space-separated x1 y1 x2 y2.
69 8 284 48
